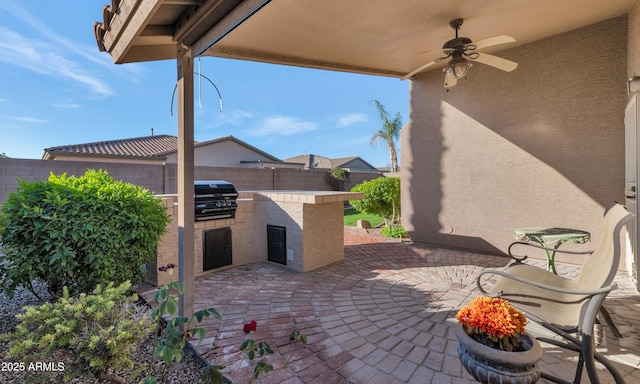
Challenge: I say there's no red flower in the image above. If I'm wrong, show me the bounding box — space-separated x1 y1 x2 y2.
243 320 258 334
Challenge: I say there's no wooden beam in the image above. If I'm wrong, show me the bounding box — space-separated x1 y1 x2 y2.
176 44 195 318
140 24 174 37
164 0 204 4
173 0 239 46
208 46 405 78
108 0 165 64
190 0 270 57
103 0 139 53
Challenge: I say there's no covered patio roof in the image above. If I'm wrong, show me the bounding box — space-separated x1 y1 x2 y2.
95 0 636 78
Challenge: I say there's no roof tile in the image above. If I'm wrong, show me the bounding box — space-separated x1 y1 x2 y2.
44 135 178 159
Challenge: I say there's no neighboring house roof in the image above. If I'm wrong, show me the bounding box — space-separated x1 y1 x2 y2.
157 135 281 162
377 165 398 172
42 134 178 160
331 156 379 171
284 154 379 172
42 134 286 167
285 154 332 169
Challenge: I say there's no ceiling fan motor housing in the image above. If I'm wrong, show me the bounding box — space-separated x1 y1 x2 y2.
443 37 472 50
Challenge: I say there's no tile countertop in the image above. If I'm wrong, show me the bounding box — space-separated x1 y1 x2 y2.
242 190 364 204
159 191 365 204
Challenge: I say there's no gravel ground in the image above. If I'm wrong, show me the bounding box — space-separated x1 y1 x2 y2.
0 281 208 384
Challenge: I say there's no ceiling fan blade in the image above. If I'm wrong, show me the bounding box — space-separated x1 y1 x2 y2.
444 74 457 89
419 47 455 55
401 58 441 80
419 47 445 55
472 35 516 50
473 53 518 72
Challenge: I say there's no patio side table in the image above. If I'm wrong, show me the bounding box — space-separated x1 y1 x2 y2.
513 227 591 274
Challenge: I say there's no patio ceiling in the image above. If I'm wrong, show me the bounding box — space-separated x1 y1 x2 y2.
96 0 636 78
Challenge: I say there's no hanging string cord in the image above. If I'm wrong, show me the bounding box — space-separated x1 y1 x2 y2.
170 72 223 115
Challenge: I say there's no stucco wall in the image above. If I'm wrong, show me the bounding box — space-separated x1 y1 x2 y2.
402 16 628 257
259 201 304 271
629 2 640 78
303 202 345 271
164 139 277 167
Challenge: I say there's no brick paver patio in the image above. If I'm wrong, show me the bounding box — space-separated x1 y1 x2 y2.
141 227 640 383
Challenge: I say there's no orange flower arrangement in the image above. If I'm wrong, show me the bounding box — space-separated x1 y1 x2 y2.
456 296 528 352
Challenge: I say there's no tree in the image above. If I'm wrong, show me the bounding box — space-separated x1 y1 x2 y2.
0 152 7 158
370 100 402 173
350 176 401 228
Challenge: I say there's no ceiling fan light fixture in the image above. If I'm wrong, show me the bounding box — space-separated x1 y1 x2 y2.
445 56 472 79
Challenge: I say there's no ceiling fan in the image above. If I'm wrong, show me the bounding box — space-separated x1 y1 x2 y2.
401 18 518 88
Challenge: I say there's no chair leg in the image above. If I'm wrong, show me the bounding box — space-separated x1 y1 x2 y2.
582 333 601 384
538 322 627 384
537 336 585 384
598 306 623 338
583 331 627 384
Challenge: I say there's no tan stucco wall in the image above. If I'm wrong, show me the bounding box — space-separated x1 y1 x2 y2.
258 200 304 271
164 139 277 167
303 202 345 271
402 16 628 259
629 2 640 79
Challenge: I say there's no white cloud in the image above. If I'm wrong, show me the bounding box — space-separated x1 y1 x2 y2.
10 116 48 123
0 1 114 70
209 109 255 126
248 116 318 137
0 1 141 95
52 103 80 109
337 113 367 127
0 27 113 96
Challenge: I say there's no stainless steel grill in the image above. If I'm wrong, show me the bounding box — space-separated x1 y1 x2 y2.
194 180 238 221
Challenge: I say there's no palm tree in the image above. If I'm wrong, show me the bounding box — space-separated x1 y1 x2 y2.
370 100 402 172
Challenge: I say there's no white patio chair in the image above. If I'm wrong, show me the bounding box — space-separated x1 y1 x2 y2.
476 202 634 384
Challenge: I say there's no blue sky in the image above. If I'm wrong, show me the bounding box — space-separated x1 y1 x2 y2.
0 1 409 167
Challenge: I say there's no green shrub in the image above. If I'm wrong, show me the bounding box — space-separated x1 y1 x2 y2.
381 225 407 238
0 169 171 298
328 167 351 191
349 176 400 228
0 281 154 383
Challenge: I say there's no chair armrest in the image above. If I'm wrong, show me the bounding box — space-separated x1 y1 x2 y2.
476 268 617 297
508 241 594 263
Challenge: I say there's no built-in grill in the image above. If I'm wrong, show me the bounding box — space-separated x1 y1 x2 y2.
194 180 238 221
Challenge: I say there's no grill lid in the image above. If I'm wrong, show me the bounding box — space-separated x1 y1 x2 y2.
194 180 238 198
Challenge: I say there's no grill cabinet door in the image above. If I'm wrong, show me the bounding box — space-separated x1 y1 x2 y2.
267 225 287 265
203 227 232 271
